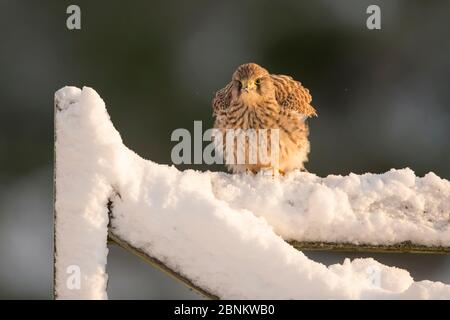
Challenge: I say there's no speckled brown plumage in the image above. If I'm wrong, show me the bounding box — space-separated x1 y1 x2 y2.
212 63 317 174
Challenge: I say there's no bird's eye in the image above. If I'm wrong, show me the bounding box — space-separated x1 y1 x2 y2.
255 78 262 85
236 80 242 89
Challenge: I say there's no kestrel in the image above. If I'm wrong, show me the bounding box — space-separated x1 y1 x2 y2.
212 63 317 174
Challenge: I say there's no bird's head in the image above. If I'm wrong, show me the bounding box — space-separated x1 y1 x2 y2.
231 63 274 104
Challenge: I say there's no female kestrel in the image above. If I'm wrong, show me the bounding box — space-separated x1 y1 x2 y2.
212 63 317 174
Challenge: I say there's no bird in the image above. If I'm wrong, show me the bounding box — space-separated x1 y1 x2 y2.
212 63 317 174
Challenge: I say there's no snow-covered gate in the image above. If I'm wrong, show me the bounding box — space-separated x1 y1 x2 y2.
54 87 450 300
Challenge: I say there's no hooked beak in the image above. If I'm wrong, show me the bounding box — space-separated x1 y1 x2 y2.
241 79 256 92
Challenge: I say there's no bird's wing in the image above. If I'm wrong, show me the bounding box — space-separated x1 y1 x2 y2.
212 81 233 116
271 74 317 117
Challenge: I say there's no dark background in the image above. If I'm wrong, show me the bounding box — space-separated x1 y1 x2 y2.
0 0 449 299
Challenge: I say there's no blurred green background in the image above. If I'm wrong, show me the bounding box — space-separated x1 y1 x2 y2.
0 0 449 299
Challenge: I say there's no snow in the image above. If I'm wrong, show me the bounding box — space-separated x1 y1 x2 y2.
54 87 114 299
212 168 450 246
54 86 450 299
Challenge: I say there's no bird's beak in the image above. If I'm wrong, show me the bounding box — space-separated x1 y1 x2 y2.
242 80 256 92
